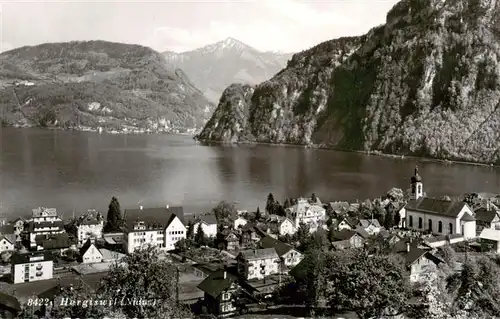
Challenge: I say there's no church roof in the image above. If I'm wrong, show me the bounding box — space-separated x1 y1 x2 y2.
406 197 471 218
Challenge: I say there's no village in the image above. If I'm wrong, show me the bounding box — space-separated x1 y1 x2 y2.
1 165 500 318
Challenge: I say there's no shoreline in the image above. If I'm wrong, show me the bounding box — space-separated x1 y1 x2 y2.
195 137 499 169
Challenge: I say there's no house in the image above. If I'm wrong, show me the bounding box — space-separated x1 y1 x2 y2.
239 224 264 246
33 233 71 252
0 234 15 253
474 206 500 232
327 201 350 216
236 248 280 280
0 292 21 319
404 167 476 239
257 236 303 269
193 214 218 238
102 233 123 250
73 209 104 247
99 248 125 262
193 263 224 279
421 234 465 248
358 219 383 235
266 215 296 236
479 228 500 253
79 239 103 264
10 218 25 242
286 198 326 232
11 252 53 284
28 207 65 248
393 240 443 282
221 229 240 251
330 230 364 250
234 216 248 229
337 217 358 231
123 205 186 254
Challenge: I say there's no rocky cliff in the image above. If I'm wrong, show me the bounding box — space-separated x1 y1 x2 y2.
0 41 214 132
198 0 500 164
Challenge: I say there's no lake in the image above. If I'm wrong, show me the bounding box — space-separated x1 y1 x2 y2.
1 127 499 219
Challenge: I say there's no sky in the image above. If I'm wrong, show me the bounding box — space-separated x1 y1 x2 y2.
0 0 400 54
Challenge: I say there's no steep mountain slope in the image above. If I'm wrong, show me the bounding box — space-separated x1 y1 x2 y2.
163 38 293 103
0 40 214 132
198 0 500 164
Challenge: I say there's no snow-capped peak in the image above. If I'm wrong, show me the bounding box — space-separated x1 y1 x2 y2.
197 37 255 54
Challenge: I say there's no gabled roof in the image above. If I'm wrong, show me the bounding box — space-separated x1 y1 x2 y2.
123 206 185 231
0 224 15 234
330 229 358 241
339 217 358 227
197 214 217 225
480 228 500 242
238 248 279 261
257 236 296 257
79 239 100 256
331 240 351 250
76 210 104 226
0 234 16 245
0 292 21 312
353 227 371 239
475 208 499 223
359 219 381 228
197 269 238 298
406 198 470 218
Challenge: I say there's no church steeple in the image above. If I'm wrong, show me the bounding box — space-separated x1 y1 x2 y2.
410 165 423 200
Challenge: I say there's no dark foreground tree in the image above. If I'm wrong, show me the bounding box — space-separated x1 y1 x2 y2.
194 224 206 246
104 196 123 233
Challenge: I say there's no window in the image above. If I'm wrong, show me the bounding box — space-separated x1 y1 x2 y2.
438 221 443 233
428 219 432 232
449 223 453 234
418 217 423 229
409 216 413 227
222 293 230 301
418 184 422 194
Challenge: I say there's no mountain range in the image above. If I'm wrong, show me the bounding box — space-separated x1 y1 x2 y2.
197 0 500 165
163 37 293 103
0 40 214 132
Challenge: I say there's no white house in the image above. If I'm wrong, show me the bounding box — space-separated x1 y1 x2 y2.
79 239 103 264
394 241 443 283
0 234 15 253
236 248 280 280
74 209 104 247
28 207 65 247
11 252 53 284
267 215 296 236
404 167 476 239
286 198 326 232
123 206 186 254
193 214 218 238
358 219 383 235
257 236 303 269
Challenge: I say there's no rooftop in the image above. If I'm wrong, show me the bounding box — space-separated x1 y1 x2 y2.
32 207 58 218
257 236 295 257
123 206 185 231
11 251 53 265
406 198 472 219
197 269 238 298
238 248 279 261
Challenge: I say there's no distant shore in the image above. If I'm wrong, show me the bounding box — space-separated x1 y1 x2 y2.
195 137 499 169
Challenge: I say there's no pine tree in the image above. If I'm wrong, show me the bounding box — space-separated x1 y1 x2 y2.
194 224 206 246
255 207 262 220
186 221 195 239
104 196 122 233
266 193 275 214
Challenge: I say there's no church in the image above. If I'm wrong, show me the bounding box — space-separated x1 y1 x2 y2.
402 166 476 239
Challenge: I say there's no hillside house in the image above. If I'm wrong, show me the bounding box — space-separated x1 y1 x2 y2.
72 209 104 247
337 217 358 231
236 248 280 280
123 205 186 254
393 240 443 283
0 235 15 253
474 206 500 232
327 201 350 217
28 207 65 248
358 219 383 235
11 252 53 284
479 228 500 253
330 230 365 250
257 236 303 269
266 215 296 236
193 214 218 238
286 198 326 233
79 239 103 264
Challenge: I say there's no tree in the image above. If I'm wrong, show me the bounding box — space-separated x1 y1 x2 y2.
394 208 401 227
255 207 262 220
384 208 395 229
186 220 195 240
194 224 206 246
266 193 275 214
387 187 404 202
174 238 192 252
325 251 411 318
212 201 236 226
284 198 291 209
311 193 317 203
104 196 123 233
296 222 310 250
301 228 329 252
99 246 191 318
0 251 12 264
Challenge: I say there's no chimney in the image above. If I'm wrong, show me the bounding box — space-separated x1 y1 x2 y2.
223 271 227 279
139 205 143 210
406 242 410 253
